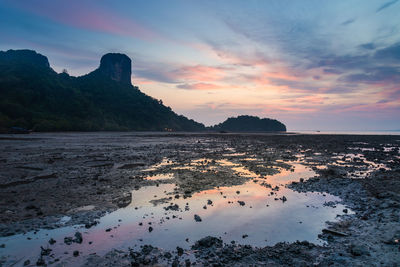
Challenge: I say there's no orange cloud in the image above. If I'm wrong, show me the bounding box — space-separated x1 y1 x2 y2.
133 77 155 85
173 65 229 82
177 82 228 90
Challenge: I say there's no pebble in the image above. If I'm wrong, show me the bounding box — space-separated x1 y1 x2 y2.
238 201 245 206
194 214 202 222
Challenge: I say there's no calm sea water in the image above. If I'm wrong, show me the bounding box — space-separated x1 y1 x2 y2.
0 161 349 266
293 130 400 135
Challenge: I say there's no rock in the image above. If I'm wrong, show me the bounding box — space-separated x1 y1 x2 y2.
98 53 132 85
343 208 348 213
36 257 45 266
74 232 83 244
73 250 79 257
322 253 349 265
25 204 37 210
23 259 30 266
207 199 213 205
164 252 172 259
85 221 98 229
164 204 179 211
172 259 179 266
380 202 390 209
282 196 287 202
242 234 249 238
148 227 153 232
176 246 184 256
48 238 56 245
194 214 202 222
40 246 52 256
114 192 132 208
349 244 370 256
64 236 73 245
238 201 245 206
192 236 223 249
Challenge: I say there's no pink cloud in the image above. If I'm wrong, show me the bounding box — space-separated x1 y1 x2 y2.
172 65 230 82
12 2 159 41
132 77 155 85
177 82 228 90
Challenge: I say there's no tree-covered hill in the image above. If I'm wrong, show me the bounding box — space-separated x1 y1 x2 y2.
0 49 205 132
212 115 286 132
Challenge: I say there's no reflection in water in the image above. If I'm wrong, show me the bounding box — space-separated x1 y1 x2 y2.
142 157 172 171
145 173 174 181
0 161 349 266
330 153 389 178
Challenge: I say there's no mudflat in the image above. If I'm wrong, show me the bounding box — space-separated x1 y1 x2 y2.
0 132 399 266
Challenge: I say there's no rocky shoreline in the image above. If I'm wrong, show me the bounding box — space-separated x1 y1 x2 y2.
0 132 399 266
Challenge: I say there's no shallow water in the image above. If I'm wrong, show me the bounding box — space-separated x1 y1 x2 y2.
0 161 349 266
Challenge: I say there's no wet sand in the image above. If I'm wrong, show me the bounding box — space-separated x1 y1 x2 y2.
0 132 399 266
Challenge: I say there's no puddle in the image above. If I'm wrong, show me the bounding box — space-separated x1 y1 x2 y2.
331 153 389 178
242 157 259 161
0 162 350 266
222 152 246 157
143 158 172 171
232 166 262 178
383 146 400 153
145 173 174 181
348 147 376 152
215 159 239 166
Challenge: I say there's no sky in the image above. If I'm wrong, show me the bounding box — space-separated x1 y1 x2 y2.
0 0 399 130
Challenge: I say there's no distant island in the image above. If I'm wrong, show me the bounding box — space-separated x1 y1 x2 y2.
212 115 286 132
0 49 286 133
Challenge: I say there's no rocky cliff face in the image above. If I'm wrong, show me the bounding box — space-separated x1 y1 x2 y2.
98 53 132 85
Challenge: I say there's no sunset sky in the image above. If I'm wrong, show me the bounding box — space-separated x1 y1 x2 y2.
1 0 399 130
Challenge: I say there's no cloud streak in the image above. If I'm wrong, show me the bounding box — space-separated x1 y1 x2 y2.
376 0 399 13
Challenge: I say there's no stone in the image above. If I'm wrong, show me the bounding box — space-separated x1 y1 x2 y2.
194 214 202 222
64 237 73 245
349 244 370 256
176 246 184 256
192 236 223 248
98 53 132 85
36 257 45 266
74 232 83 244
238 201 245 206
164 204 179 211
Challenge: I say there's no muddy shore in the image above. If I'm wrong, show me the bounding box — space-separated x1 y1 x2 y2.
0 132 399 266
